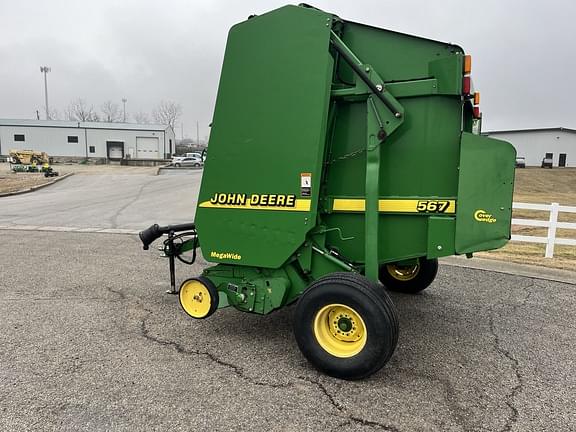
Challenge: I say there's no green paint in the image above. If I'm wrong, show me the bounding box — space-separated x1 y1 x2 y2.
190 5 514 315
455 133 516 254
194 5 334 269
427 217 456 258
203 263 305 315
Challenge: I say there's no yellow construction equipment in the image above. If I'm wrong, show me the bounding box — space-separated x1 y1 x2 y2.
9 149 51 165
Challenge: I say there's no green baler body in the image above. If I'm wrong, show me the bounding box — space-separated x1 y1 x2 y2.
194 5 515 313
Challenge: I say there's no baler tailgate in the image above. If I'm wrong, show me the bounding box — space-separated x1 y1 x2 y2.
455 132 516 254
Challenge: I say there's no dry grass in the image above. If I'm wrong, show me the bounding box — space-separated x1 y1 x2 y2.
477 244 576 270
513 167 576 205
0 172 52 194
480 167 576 270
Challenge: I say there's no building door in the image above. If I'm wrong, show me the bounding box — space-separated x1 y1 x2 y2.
545 152 553 159
559 153 567 167
136 137 159 159
107 141 124 160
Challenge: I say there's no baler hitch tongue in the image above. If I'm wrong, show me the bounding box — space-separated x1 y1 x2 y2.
139 222 198 295
139 222 196 250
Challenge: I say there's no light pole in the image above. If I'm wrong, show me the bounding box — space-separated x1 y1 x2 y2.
122 98 127 122
40 66 51 120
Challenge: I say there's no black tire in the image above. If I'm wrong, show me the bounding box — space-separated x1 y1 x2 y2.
293 272 399 380
178 276 219 319
379 257 438 294
31 157 39 164
12 156 21 164
174 163 181 167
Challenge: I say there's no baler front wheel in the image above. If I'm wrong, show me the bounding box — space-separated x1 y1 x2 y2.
179 277 218 319
379 257 438 294
293 272 398 380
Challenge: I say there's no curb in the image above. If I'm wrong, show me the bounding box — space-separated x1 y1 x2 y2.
0 225 139 235
0 172 74 197
157 166 203 175
440 255 576 285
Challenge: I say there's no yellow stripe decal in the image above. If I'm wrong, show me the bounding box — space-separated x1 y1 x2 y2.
333 199 456 214
199 199 311 212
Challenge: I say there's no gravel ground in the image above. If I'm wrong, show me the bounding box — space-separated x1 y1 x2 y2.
1 231 575 432
0 163 159 194
0 171 53 193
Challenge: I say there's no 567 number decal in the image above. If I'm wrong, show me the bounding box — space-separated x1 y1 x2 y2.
416 200 451 213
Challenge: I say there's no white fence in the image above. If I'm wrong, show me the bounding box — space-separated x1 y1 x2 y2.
511 202 576 258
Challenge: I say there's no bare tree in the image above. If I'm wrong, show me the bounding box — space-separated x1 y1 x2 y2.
43 107 60 120
152 100 182 128
65 98 99 122
100 100 122 122
133 111 150 124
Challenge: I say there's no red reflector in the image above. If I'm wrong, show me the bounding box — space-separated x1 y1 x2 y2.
473 106 481 118
462 76 471 95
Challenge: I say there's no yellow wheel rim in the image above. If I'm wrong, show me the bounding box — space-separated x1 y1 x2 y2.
313 304 367 358
179 280 212 318
386 263 420 281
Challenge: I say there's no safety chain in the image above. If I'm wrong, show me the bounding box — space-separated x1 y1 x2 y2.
326 147 366 165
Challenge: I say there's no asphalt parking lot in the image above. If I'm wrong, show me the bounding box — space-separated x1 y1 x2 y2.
1 173 575 431
0 170 201 231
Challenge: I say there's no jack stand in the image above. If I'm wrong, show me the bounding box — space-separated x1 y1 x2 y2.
167 230 177 295
139 222 197 295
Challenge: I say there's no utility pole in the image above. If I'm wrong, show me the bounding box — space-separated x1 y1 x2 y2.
196 121 200 145
181 122 184 141
40 66 51 120
122 98 127 122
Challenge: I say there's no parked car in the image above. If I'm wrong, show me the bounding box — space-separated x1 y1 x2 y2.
172 156 203 167
541 157 553 169
515 157 526 168
185 152 207 162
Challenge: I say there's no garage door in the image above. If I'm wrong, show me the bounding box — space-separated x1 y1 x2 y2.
107 141 124 160
136 137 159 159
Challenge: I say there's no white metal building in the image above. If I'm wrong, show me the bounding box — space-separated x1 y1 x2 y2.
0 119 175 161
486 127 574 167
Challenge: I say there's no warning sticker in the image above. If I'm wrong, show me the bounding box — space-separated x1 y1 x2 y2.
300 173 311 197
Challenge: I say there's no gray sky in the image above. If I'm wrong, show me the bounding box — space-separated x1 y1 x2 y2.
1 0 574 139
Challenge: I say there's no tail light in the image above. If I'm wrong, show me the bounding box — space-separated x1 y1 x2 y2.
462 55 472 96
473 91 481 118
463 56 480 117
462 76 471 95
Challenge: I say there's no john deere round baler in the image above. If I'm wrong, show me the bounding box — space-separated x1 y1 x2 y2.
140 4 515 379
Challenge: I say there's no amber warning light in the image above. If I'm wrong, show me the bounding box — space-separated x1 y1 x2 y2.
463 55 472 74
